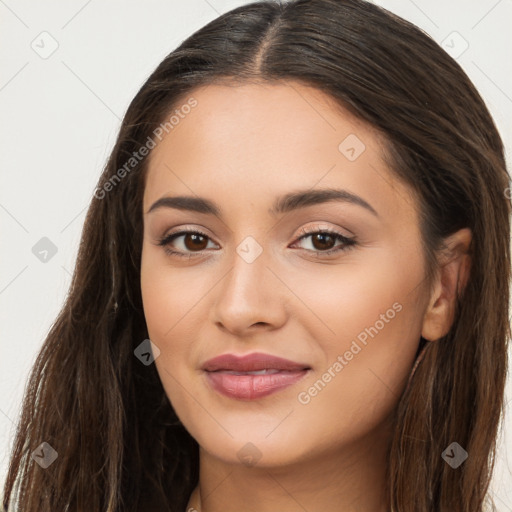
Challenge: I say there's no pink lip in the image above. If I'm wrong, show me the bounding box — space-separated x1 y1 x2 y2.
202 352 311 401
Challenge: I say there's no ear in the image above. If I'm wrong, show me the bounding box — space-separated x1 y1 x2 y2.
421 228 472 342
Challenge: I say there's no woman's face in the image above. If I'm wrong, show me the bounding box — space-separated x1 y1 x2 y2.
140 81 431 467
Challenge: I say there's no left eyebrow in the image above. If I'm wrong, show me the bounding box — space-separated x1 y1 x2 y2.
146 187 379 218
270 188 379 217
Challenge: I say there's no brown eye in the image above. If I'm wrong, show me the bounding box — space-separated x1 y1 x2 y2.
293 228 357 257
309 233 336 251
157 229 217 258
183 232 209 251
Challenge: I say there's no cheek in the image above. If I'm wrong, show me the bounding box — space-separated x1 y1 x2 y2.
140 250 210 404
293 252 425 437
140 248 204 341
140 267 191 419
289 246 424 349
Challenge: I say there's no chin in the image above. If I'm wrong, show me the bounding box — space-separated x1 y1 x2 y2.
189 422 313 469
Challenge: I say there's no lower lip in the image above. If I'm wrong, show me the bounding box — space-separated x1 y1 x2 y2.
205 370 309 400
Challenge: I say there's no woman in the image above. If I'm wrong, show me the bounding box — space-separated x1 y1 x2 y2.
2 0 510 511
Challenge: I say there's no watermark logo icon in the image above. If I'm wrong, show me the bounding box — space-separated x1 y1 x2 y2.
31 442 58 468
236 236 263 264
134 339 161 365
441 31 469 59
237 442 262 467
31 31 59 59
441 441 468 468
32 237 58 263
338 134 366 161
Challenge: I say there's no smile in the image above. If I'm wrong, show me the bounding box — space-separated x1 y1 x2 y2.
201 352 311 400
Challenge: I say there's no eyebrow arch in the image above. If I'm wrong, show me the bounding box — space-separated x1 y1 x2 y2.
146 188 379 218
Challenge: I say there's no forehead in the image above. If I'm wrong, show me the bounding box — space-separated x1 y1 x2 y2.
143 81 417 223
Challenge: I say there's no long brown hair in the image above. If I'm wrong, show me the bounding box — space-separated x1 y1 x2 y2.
3 1 510 510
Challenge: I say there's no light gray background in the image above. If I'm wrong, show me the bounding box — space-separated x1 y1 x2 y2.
1 0 511 508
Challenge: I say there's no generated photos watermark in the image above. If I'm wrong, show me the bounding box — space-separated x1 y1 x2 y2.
297 301 403 405
94 96 198 200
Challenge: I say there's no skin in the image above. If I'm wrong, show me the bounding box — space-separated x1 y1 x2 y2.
140 81 471 512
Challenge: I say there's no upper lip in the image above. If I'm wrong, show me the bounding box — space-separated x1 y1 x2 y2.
202 352 311 372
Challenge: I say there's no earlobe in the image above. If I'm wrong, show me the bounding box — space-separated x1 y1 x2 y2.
421 228 472 342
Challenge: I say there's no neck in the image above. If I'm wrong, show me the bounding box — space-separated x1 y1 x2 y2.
186 417 393 512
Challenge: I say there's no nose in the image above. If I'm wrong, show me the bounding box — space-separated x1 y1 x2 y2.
210 240 288 337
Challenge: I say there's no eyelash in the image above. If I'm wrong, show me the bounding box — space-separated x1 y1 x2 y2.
157 226 357 259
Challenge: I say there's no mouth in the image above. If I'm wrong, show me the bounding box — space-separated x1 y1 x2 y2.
202 352 311 400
